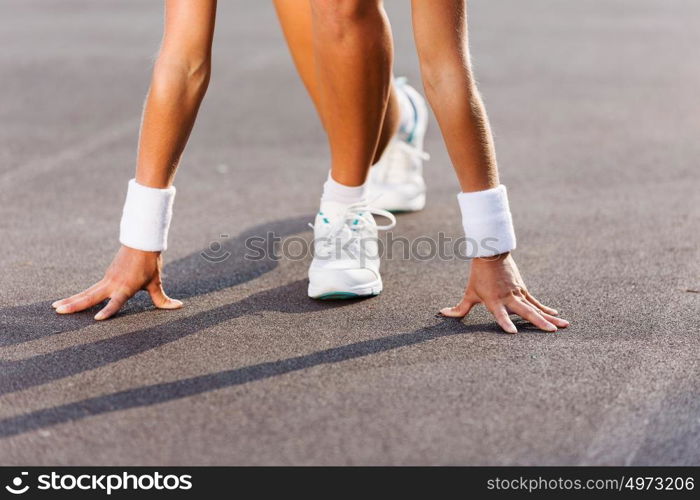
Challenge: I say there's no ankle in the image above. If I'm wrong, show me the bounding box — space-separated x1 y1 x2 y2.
321 171 367 206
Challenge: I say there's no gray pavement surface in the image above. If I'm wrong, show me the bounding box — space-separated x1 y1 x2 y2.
0 0 698 465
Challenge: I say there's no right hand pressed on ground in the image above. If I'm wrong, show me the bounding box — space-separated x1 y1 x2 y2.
52 245 182 320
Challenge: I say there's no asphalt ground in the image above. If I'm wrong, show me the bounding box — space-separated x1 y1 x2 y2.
0 0 698 465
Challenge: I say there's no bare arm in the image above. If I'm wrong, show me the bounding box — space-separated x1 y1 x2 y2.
412 0 569 333
412 0 497 192
53 0 217 319
137 0 217 188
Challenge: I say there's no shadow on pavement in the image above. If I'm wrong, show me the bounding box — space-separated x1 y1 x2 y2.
0 280 360 397
0 215 312 347
0 316 495 438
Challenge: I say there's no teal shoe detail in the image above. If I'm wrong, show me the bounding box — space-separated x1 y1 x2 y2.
317 292 362 300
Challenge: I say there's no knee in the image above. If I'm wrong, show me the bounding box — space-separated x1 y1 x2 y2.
311 0 382 37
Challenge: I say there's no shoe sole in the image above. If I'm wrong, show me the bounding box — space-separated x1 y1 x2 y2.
314 291 379 300
308 277 383 300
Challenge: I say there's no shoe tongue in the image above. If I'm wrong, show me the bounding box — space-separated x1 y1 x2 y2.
319 200 367 219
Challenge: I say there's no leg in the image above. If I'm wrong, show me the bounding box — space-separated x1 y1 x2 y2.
308 0 394 185
275 0 430 215
274 0 399 165
300 0 401 299
411 0 497 192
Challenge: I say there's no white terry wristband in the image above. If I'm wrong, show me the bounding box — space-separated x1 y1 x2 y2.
119 179 176 252
457 184 516 258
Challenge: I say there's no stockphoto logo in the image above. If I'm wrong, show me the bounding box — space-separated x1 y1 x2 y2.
3 471 192 496
5 472 29 495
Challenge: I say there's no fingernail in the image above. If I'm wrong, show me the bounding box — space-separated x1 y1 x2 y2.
439 307 451 316
51 301 60 308
56 306 68 314
94 312 105 321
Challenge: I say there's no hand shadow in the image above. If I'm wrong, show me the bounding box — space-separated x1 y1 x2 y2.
0 280 363 397
0 215 312 347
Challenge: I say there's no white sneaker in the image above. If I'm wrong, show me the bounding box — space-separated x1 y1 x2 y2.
308 201 397 300
368 79 430 212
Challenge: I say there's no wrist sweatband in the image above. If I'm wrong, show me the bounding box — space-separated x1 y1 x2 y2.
119 179 176 252
457 184 516 258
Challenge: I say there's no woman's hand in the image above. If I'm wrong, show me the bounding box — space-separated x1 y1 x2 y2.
52 245 182 320
440 253 569 334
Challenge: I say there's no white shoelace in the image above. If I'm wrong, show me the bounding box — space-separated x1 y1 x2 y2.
310 203 397 259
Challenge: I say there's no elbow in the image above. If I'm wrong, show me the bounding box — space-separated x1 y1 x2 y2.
419 56 477 101
151 54 212 100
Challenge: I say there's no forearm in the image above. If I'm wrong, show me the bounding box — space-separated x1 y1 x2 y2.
423 73 499 192
133 0 217 189
412 0 498 193
135 56 211 189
